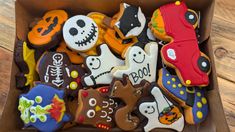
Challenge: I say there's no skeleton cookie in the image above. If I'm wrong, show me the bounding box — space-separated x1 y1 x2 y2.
82 44 124 86
111 42 158 85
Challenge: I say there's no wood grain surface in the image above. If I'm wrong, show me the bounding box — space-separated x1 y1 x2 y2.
0 0 234 131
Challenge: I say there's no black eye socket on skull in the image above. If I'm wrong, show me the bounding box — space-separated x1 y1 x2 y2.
69 27 78 36
77 19 85 28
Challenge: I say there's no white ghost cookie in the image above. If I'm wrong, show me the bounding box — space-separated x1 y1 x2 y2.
138 86 185 132
82 44 124 86
111 42 158 85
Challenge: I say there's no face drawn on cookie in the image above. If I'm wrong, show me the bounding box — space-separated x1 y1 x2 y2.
82 44 124 86
138 86 184 132
114 3 146 38
158 68 208 124
111 42 158 85
63 15 99 52
18 84 70 131
76 87 117 130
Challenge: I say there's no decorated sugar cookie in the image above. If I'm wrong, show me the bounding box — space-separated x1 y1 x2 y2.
82 44 124 86
28 10 68 49
138 85 184 132
75 87 117 130
110 75 150 131
149 1 211 87
158 68 208 124
111 42 158 85
18 84 70 131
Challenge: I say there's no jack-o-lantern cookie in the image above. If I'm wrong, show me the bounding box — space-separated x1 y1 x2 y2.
76 87 118 130
14 41 38 89
28 10 68 49
158 68 209 124
82 44 124 87
18 83 70 131
149 1 211 87
110 75 150 131
138 85 184 132
111 42 158 85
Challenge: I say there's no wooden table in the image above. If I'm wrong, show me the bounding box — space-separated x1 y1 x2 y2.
0 0 234 131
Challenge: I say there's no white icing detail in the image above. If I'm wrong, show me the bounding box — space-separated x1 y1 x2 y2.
115 21 120 28
100 110 108 118
108 107 113 114
89 98 97 107
147 28 156 41
202 62 207 67
167 49 176 60
102 101 109 108
189 14 194 20
123 3 130 8
109 98 115 105
131 23 134 27
87 109 96 118
106 116 112 122
65 67 70 77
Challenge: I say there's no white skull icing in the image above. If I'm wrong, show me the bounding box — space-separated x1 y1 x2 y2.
63 15 99 52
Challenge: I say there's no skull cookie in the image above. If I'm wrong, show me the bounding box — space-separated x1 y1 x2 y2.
63 15 99 53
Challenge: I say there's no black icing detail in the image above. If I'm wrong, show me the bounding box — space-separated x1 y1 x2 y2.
69 28 78 36
185 87 195 107
198 56 210 73
41 17 58 36
37 28 43 33
94 71 111 80
77 19 86 28
45 17 51 22
91 58 101 70
185 11 198 25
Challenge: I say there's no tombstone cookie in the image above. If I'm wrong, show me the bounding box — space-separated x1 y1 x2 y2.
18 83 70 131
28 10 68 49
111 42 158 85
158 68 208 124
138 85 184 132
75 87 117 130
82 44 124 86
149 1 211 87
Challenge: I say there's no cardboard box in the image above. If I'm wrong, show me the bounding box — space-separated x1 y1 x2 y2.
0 0 230 131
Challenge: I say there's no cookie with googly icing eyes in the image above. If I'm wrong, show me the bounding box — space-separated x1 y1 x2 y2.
75 87 118 130
111 42 158 85
138 85 184 132
82 44 124 86
158 68 209 124
18 83 70 131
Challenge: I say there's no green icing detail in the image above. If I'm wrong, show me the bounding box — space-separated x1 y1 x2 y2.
18 97 34 124
29 105 51 123
35 96 42 104
151 10 165 33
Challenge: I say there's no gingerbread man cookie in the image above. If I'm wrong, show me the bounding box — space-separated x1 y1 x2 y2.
111 42 158 85
82 44 124 86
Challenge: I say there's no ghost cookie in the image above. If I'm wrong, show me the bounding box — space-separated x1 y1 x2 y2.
110 75 150 131
36 52 71 88
158 68 209 124
28 10 68 49
18 83 70 131
82 44 124 86
75 87 117 130
63 15 99 56
138 85 184 132
111 42 158 85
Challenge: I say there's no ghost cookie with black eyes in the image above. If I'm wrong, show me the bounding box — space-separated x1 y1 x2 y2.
82 44 124 87
63 15 99 56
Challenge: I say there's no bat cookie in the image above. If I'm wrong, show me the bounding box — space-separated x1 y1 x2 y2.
18 83 70 131
28 10 68 49
82 44 124 86
76 87 118 130
138 85 184 132
149 1 211 87
111 42 158 85
110 75 150 131
158 68 208 124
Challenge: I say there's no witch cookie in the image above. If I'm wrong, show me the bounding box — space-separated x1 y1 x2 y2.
149 1 211 87
36 52 71 88
18 83 70 131
111 42 158 85
56 41 84 64
75 87 117 130
158 68 208 124
82 44 124 86
14 41 38 89
110 75 150 131
28 10 68 49
138 85 184 132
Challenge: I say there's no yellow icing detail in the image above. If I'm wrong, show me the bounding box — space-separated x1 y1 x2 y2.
172 84 176 88
71 70 79 78
202 97 207 104
186 80 191 85
180 91 184 95
178 84 182 88
70 82 78 90
166 74 169 76
167 81 171 84
23 42 37 88
197 111 203 119
95 106 101 111
197 92 201 97
197 102 202 108
175 1 181 6
172 78 176 82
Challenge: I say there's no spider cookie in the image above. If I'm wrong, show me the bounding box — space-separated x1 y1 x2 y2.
138 85 184 132
82 44 124 86
149 1 211 87
28 10 68 49
75 87 118 130
110 75 150 131
158 68 208 124
18 83 70 131
14 41 38 89
111 42 158 85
